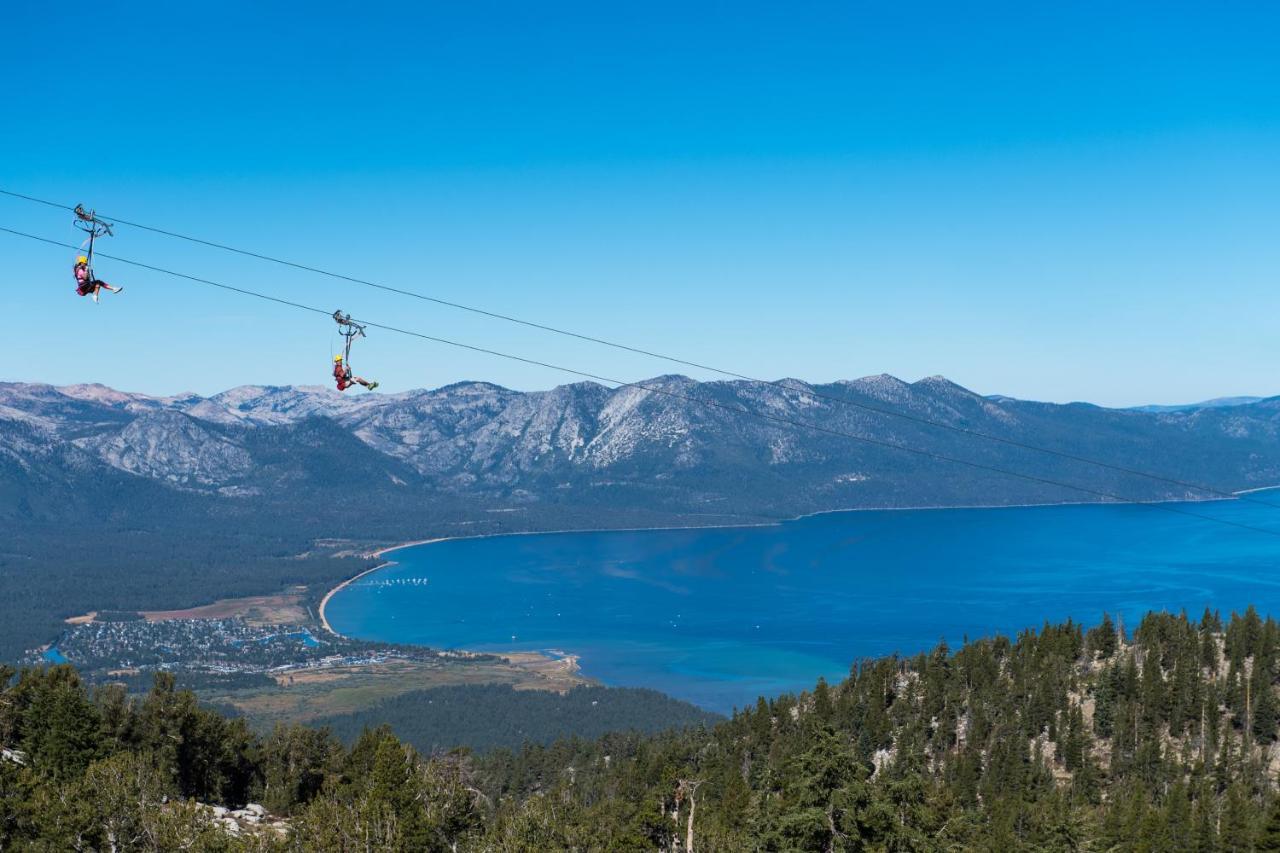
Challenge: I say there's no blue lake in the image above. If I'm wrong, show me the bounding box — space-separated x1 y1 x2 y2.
326 498 1280 713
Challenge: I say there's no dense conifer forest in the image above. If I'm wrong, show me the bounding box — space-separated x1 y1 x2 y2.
9 609 1280 849
310 684 722 755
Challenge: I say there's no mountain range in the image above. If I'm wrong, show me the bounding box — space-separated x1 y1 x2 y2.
1127 396 1266 413
5 375 1280 524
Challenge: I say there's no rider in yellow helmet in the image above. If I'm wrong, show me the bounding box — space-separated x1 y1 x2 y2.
332 354 378 392
73 254 123 303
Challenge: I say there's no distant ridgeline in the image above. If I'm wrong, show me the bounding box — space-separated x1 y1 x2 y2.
4 377 1280 661
9 609 1280 849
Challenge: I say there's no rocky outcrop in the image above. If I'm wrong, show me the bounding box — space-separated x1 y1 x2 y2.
200 802 289 838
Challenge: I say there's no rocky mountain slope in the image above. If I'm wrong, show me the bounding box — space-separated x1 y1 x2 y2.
4 375 1280 522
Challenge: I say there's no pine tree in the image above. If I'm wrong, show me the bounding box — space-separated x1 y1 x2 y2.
812 677 834 724
1088 613 1118 659
17 666 103 782
1253 683 1279 746
1221 782 1258 853
1192 780 1220 853
1094 663 1117 738
1165 780 1195 851
1258 794 1280 852
1205 628 1222 674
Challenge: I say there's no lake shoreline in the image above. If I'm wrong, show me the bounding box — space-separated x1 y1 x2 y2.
319 540 451 637
318 486 1280 650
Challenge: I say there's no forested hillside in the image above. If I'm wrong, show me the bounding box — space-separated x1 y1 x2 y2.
310 684 722 755
9 609 1280 849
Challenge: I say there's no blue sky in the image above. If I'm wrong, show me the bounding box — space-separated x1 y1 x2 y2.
3 2 1279 406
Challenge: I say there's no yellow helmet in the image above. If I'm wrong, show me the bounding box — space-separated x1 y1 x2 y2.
334 354 344 362
76 256 88 264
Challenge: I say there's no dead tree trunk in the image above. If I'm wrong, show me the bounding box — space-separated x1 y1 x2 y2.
676 779 704 853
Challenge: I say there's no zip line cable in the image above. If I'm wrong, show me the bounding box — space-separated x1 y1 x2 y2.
1 186 1272 509
4 223 1279 541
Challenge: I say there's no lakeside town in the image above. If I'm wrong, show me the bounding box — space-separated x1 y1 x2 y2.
28 616 493 679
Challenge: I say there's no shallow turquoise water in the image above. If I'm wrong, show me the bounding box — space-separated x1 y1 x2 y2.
327 498 1280 712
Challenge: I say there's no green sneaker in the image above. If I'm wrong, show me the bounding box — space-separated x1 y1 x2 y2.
367 381 379 391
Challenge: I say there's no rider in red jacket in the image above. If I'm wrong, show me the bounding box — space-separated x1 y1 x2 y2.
333 355 378 391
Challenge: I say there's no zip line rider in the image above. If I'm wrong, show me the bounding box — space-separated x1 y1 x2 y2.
333 355 378 391
72 204 123 303
73 255 123 302
332 310 379 391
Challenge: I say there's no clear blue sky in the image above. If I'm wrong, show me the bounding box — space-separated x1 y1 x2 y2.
4 2 1279 406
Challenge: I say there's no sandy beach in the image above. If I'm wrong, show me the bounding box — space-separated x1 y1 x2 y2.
318 563 389 637
317 539 446 637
